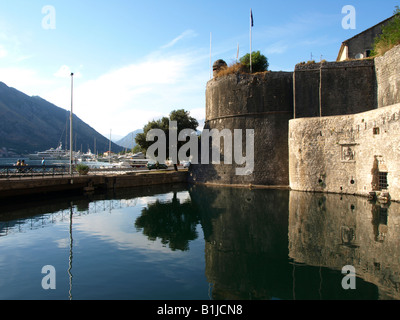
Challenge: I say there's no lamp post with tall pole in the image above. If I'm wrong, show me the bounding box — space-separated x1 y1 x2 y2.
70 72 74 175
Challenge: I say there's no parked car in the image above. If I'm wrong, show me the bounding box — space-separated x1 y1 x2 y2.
147 162 168 170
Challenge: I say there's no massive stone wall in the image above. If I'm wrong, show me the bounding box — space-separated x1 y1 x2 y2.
189 72 293 187
191 45 400 192
294 59 377 118
289 103 400 201
375 44 400 108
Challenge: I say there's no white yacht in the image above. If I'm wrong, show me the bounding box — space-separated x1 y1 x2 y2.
28 143 70 160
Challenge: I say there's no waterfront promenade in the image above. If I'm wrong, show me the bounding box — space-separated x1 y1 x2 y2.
0 166 188 199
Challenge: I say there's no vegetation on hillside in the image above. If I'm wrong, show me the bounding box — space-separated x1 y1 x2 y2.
372 6 400 56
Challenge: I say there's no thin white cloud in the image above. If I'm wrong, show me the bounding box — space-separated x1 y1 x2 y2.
258 11 338 41
0 67 53 93
0 45 7 58
161 29 197 49
265 41 289 54
43 50 207 136
0 37 208 138
54 65 83 79
188 107 205 122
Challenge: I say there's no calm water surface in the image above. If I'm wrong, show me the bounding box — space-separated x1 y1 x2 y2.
0 183 399 300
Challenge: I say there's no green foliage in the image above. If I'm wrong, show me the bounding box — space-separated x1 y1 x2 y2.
135 109 198 160
372 7 400 56
239 51 269 73
131 144 142 154
135 118 168 155
75 164 89 175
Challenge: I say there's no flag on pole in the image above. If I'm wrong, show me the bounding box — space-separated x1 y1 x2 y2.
250 9 253 73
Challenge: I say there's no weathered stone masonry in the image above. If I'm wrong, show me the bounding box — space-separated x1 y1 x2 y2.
289 103 400 201
294 59 377 118
189 72 293 187
375 45 400 108
290 45 400 201
190 44 400 201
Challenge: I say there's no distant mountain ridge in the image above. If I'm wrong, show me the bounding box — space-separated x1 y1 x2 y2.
116 129 143 149
0 81 123 156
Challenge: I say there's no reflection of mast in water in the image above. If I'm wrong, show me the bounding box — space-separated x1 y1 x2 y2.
68 202 73 300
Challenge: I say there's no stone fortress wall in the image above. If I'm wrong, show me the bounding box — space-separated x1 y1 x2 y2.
189 71 293 187
375 45 400 108
190 43 400 201
294 59 377 118
290 45 400 201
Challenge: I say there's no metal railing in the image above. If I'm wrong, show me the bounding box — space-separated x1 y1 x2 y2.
0 165 70 179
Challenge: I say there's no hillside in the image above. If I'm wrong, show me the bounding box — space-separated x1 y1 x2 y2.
0 82 123 156
116 129 143 149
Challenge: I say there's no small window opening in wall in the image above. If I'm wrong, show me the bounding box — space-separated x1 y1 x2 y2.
350 179 355 185
373 127 380 135
378 172 388 190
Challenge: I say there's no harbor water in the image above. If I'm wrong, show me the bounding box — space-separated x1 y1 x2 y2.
0 182 399 300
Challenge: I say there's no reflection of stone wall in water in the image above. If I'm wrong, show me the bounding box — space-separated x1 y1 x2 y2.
289 191 400 299
189 185 291 299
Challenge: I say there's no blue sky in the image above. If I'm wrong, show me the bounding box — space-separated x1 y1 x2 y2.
0 0 398 138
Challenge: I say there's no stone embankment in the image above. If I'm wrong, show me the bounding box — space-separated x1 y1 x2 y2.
0 170 188 199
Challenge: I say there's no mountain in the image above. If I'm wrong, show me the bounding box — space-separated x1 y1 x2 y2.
0 82 123 156
116 129 143 150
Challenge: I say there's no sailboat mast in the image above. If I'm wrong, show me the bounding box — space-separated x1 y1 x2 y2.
109 129 112 164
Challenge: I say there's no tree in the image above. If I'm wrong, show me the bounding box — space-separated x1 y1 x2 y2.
135 191 199 251
131 144 142 154
372 6 400 56
135 109 199 171
239 51 269 73
135 118 169 156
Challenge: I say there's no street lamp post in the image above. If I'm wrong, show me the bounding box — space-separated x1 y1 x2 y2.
70 72 74 175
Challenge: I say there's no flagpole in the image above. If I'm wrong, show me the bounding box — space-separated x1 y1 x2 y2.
250 9 253 73
210 32 212 79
